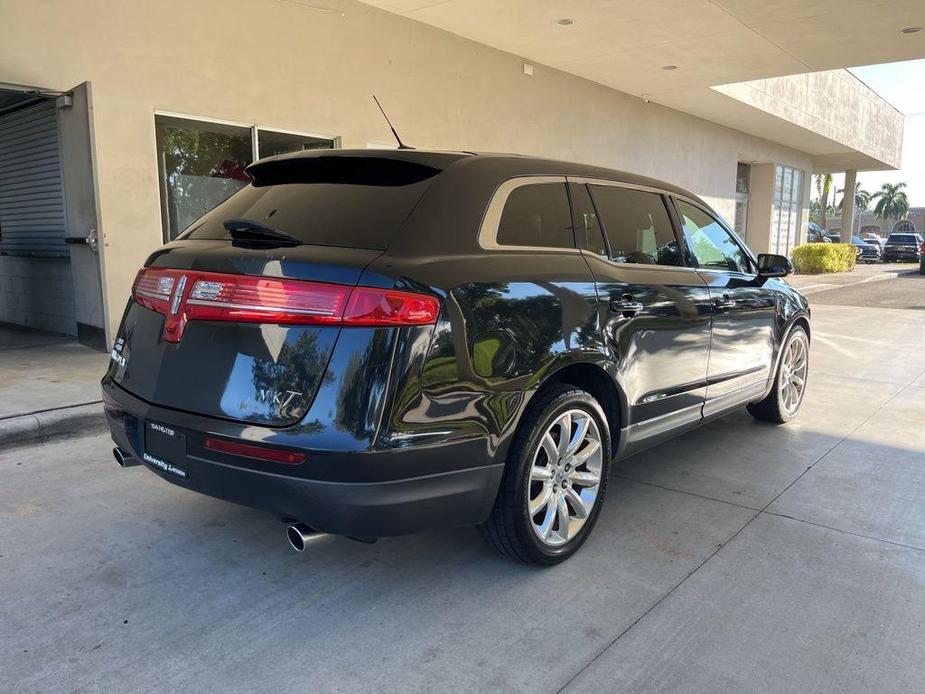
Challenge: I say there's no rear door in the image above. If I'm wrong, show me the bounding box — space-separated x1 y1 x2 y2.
671 198 776 416
572 180 712 450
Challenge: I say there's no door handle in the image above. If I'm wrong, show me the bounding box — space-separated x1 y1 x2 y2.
610 294 644 317
714 295 736 311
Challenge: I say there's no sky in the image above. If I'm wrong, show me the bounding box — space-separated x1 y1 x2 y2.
824 59 925 207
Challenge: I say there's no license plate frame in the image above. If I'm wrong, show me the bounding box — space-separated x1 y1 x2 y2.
143 421 188 479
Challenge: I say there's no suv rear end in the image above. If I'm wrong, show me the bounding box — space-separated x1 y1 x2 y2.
883 232 923 262
102 151 502 538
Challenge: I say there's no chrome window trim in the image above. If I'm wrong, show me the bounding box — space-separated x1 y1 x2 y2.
566 176 673 197
478 175 577 253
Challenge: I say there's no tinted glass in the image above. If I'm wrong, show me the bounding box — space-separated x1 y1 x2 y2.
183 158 442 250
887 234 917 243
590 185 684 266
676 200 751 273
568 183 606 255
496 183 575 249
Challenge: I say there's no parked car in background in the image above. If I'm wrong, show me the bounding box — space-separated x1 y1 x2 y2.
102 149 811 565
807 223 830 243
920 241 925 275
882 232 924 263
825 234 876 262
858 238 882 264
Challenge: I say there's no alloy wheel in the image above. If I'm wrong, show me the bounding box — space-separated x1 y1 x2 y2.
779 332 809 415
527 409 604 547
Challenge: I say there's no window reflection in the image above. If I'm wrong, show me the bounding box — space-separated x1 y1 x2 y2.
156 115 252 240
257 129 335 158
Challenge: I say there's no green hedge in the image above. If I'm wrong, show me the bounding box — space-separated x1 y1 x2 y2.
791 243 858 274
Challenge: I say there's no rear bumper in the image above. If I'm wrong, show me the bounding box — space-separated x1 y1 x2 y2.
103 380 503 537
883 250 921 261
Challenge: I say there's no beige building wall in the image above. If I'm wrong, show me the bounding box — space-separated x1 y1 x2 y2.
0 0 814 339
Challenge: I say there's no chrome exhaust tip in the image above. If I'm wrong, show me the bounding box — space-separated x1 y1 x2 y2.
113 447 139 468
286 523 330 552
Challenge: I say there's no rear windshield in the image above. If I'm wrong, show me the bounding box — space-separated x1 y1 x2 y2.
180 156 443 250
887 234 917 243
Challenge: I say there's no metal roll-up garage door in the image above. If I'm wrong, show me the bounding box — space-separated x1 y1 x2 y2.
0 100 67 256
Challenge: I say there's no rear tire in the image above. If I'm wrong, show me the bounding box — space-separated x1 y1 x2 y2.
747 325 809 424
480 384 611 566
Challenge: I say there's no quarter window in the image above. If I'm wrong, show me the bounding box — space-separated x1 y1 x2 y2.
589 185 684 266
676 200 751 274
496 183 575 249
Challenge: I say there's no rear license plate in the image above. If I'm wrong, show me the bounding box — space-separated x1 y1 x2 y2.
143 421 188 479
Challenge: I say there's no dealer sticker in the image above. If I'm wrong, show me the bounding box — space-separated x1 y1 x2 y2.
142 452 188 479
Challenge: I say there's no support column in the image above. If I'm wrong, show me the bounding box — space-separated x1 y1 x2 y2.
841 169 857 243
745 163 775 254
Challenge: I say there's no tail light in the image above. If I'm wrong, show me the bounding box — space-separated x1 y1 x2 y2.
131 268 440 342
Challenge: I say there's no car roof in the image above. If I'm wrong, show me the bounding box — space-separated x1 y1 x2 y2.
250 148 705 204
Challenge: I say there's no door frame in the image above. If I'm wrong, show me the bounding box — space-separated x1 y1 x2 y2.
58 81 110 349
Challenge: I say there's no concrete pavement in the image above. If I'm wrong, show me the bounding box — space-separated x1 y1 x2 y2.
1 304 924 693
0 326 109 449
787 262 920 299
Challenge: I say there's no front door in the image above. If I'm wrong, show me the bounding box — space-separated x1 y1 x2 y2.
58 82 107 349
570 181 713 454
672 198 776 417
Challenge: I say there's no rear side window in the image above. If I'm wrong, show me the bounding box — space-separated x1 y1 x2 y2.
181 157 443 250
496 183 575 249
589 185 684 267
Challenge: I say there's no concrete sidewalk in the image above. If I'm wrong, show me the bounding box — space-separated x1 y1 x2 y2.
0 325 110 449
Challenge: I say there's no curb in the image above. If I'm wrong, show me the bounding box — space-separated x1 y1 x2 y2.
0 402 107 451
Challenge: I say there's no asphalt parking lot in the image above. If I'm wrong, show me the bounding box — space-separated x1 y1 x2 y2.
2 294 924 692
789 262 924 310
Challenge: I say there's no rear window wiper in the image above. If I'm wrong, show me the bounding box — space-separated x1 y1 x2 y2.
223 218 301 245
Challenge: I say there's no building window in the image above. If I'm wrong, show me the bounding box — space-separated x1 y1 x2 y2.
734 162 751 239
770 165 803 256
256 129 336 159
155 114 337 241
893 220 916 233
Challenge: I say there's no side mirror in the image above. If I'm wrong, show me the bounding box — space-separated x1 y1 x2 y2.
757 253 793 278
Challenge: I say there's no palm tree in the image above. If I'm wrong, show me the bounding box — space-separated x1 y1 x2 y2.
814 174 833 230
871 182 910 230
835 183 872 234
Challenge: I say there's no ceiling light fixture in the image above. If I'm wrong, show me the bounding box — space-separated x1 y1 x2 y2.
662 65 679 71
556 18 574 26
900 26 922 33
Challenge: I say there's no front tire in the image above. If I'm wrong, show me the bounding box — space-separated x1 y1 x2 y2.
748 325 809 424
480 384 611 565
